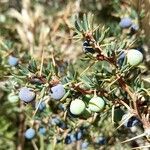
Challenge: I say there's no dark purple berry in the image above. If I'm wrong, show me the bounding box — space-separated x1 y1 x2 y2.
119 17 132 28
8 56 19 66
24 128 35 140
81 141 89 150
38 127 46 135
95 136 106 145
19 87 35 103
130 24 139 33
50 84 65 100
117 52 126 66
36 101 46 111
65 134 72 144
83 41 95 53
51 117 61 125
75 130 83 140
70 133 76 142
123 116 140 128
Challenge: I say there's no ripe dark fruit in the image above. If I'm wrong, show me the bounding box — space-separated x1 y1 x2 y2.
122 114 140 128
81 141 89 150
51 117 61 125
75 130 83 140
50 84 65 100
95 136 106 145
19 87 35 103
8 56 19 66
83 40 95 53
38 127 46 135
24 128 35 140
65 134 72 144
119 17 132 28
117 52 126 66
130 24 139 33
36 101 46 111
125 116 139 128
50 117 67 129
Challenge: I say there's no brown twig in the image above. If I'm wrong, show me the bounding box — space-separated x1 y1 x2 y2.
72 83 108 97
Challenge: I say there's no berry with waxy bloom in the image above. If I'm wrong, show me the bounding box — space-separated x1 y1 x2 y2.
119 17 132 28
38 127 46 135
24 128 35 140
50 84 65 100
8 56 19 66
19 87 35 102
83 40 95 53
36 101 46 111
95 136 106 145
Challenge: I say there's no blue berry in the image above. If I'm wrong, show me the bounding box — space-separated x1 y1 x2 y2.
136 47 144 54
70 134 76 142
57 121 67 130
8 56 19 66
119 17 132 28
83 41 95 53
38 127 46 135
58 103 66 111
50 117 67 129
122 114 140 128
75 130 83 140
50 84 65 100
117 52 126 66
95 136 106 145
130 24 139 32
81 141 89 150
125 116 139 128
24 128 35 140
65 134 72 144
36 101 46 111
51 117 61 125
19 87 35 103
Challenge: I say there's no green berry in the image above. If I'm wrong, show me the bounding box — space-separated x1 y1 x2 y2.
88 97 105 112
70 99 86 115
127 49 143 66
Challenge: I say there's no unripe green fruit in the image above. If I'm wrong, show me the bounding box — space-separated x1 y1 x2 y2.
127 49 143 66
70 99 86 115
8 93 19 103
88 97 105 112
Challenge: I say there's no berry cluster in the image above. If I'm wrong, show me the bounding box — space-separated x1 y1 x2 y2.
119 17 139 33
2 5 149 149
